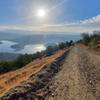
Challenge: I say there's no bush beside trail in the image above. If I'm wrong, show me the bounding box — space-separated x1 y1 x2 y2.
81 31 100 48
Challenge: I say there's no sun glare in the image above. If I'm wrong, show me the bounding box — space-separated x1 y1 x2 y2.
37 9 46 17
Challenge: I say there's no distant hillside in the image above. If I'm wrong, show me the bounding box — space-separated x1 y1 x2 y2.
0 53 19 61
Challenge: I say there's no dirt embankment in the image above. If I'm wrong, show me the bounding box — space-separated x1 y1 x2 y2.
1 45 100 100
0 50 67 98
0 50 69 100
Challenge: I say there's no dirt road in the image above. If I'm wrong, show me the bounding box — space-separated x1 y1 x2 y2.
46 45 100 100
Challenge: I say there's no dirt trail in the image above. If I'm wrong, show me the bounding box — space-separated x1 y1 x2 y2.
46 45 100 100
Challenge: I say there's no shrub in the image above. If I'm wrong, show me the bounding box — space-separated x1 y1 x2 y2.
81 31 100 48
81 33 90 45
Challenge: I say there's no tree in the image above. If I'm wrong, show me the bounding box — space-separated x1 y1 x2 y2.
46 46 54 56
59 42 66 49
81 33 90 45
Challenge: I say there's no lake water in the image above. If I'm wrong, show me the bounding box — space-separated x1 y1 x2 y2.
0 40 17 53
0 40 46 54
17 44 46 54
0 34 81 54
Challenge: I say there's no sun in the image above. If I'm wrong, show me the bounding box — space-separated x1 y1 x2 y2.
37 9 46 17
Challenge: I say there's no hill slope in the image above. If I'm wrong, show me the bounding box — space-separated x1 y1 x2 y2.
0 50 67 97
1 45 100 100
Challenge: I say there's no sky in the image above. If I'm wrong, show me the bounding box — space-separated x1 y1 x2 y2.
0 0 100 33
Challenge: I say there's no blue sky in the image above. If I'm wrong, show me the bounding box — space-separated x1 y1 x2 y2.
0 0 100 33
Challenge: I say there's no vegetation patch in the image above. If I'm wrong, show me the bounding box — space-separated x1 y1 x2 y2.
81 31 100 49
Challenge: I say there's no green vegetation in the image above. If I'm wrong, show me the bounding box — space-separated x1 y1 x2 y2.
81 31 100 48
0 53 19 61
0 40 73 74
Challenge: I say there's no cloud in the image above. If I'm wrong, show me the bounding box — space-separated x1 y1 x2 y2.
80 14 100 24
0 14 100 33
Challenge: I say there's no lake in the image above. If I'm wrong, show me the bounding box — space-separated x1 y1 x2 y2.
0 34 81 54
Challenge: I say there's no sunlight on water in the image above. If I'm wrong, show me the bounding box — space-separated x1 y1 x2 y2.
0 34 80 54
17 44 46 54
0 40 46 54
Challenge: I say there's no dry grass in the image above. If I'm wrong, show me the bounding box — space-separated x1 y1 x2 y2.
0 50 66 97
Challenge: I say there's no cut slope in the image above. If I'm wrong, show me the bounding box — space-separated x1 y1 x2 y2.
0 50 66 97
